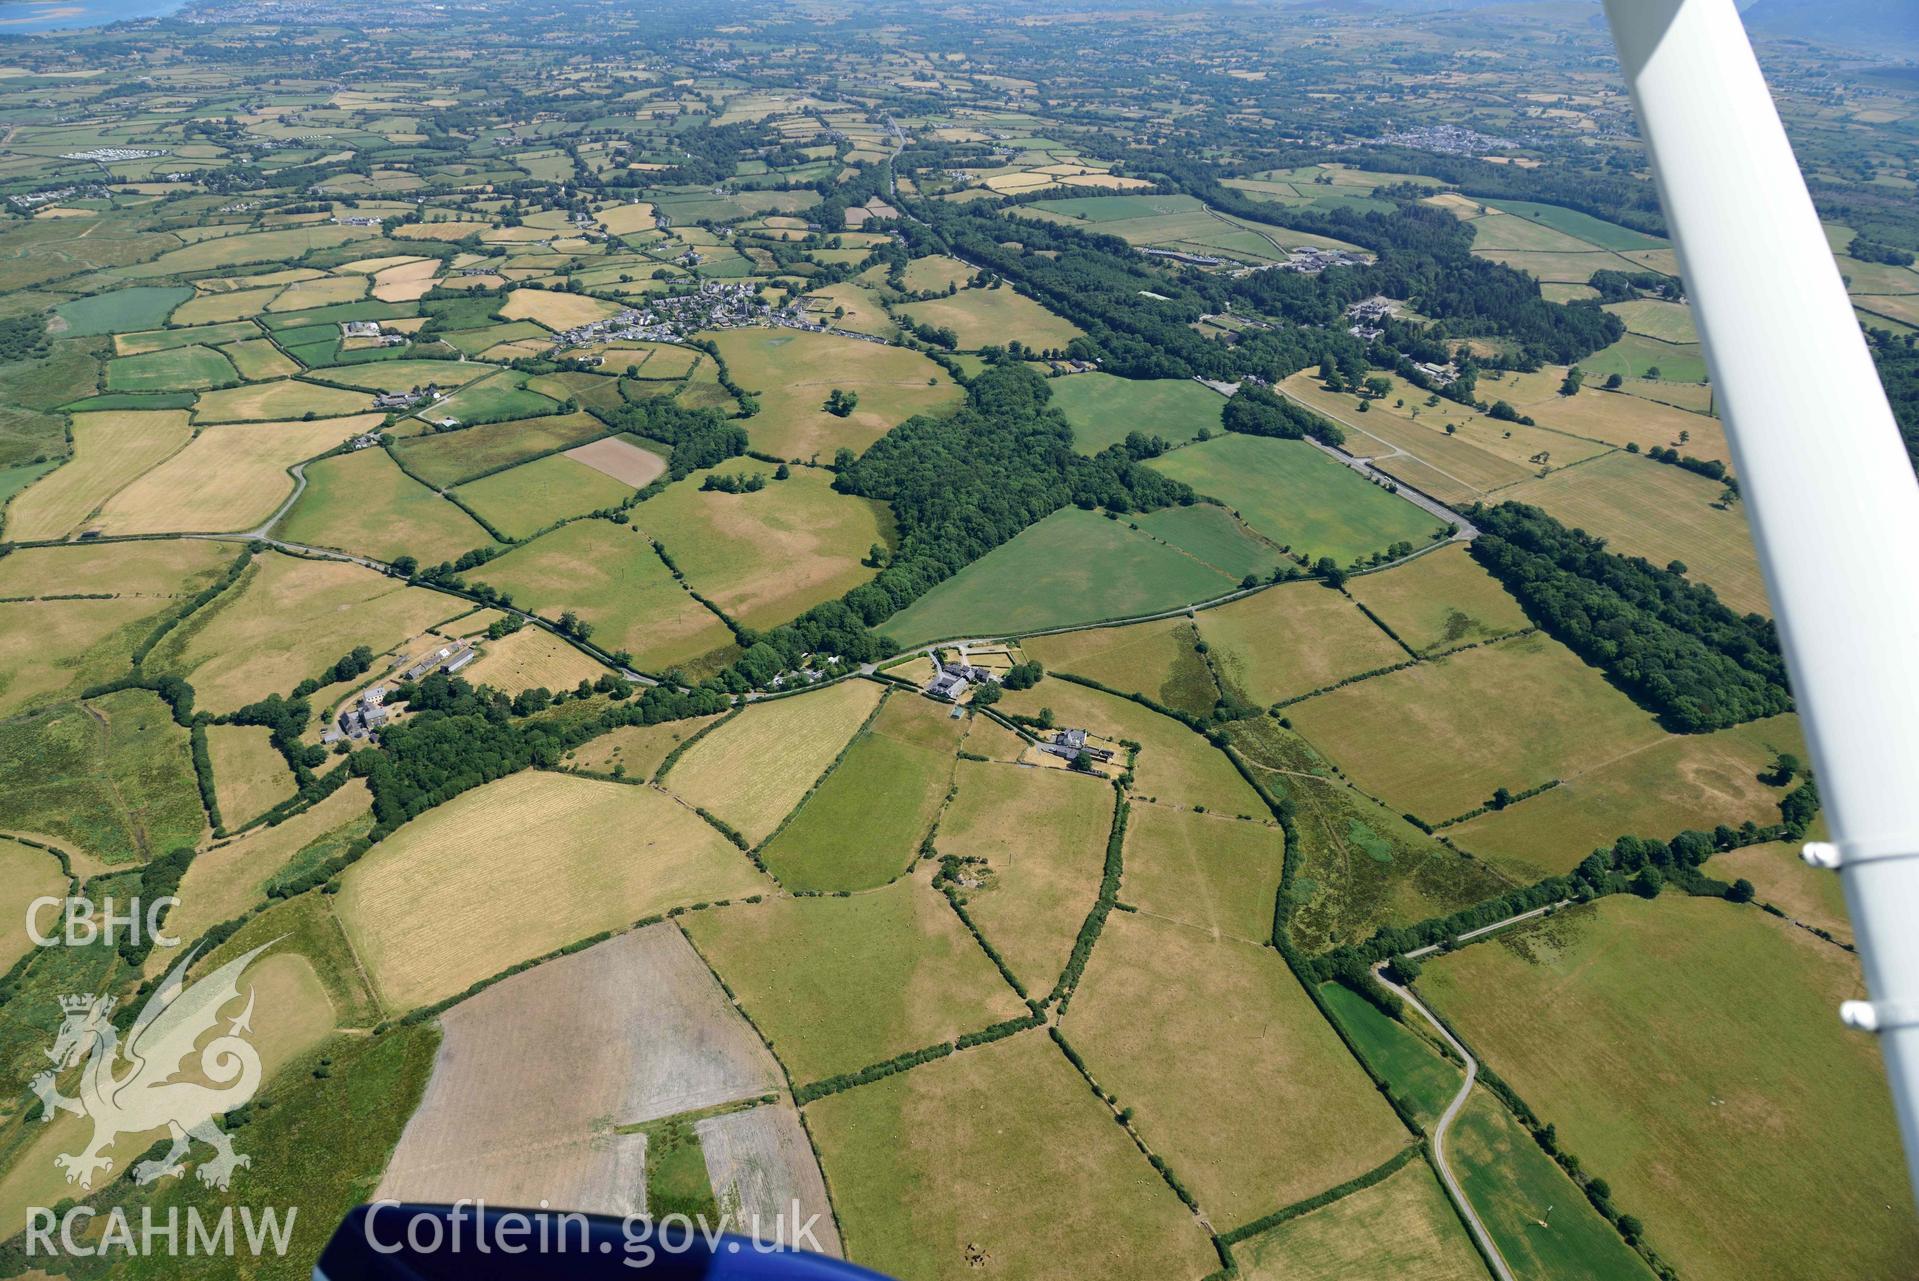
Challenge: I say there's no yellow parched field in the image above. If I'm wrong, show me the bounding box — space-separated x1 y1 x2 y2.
462 625 610 696
336 770 769 1010
4 410 193 540
193 378 372 424
499 288 625 331
93 414 380 535
205 722 296 824
664 678 884 845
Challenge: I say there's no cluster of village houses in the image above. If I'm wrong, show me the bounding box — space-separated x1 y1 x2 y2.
552 281 807 348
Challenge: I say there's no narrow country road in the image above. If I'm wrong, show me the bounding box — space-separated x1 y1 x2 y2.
1375 965 1516 1281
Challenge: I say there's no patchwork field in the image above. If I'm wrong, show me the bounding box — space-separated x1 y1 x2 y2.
1447 713 1803 880
153 552 456 714
452 452 636 539
805 1030 1218 1281
205 722 294 824
1024 616 1221 719
471 520 735 674
1232 1158 1486 1281
1120 803 1283 945
1063 911 1409 1227
160 779 372 957
393 411 610 488
564 714 725 781
707 329 961 459
686 873 1026 1084
278 446 495 565
1200 580 1409 704
461 625 608 696
94 415 378 535
1147 434 1448 565
379 925 783 1215
1283 631 1666 823
630 460 891 632
936 758 1114 993
564 434 667 487
897 285 1084 352
1346 544 1531 654
4 409 193 540
1420 897 1917 1281
663 677 884 845
336 770 768 1010
193 377 371 424
1499 452 1769 616
879 507 1240 644
760 694 965 891
1048 374 1226 454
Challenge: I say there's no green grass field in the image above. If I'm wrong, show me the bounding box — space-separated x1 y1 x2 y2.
1048 374 1226 454
279 447 496 566
430 368 559 418
1147 435 1448 566
1579 332 1709 384
105 344 238 393
804 1030 1219 1281
760 695 964 891
470 520 736 675
708 328 962 460
879 507 1239 644
1024 616 1221 719
393 412 610 489
1063 911 1410 1226
0 690 205 866
52 285 190 337
1479 198 1666 252
1232 1157 1488 1281
1133 502 1285 580
451 453 634 540
685 874 1026 1084
1448 1085 1655 1281
1317 982 1461 1130
1420 897 1918 1281
1025 193 1207 222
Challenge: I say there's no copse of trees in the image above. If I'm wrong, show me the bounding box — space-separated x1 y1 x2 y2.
1468 502 1790 732
1221 383 1345 446
605 395 747 479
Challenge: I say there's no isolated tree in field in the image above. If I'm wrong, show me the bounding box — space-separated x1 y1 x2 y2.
1363 375 1392 399
1765 751 1802 785
1604 372 1624 389
1728 878 1756 903
824 388 859 417
1559 367 1584 396
774 462 791 480
1490 786 1514 810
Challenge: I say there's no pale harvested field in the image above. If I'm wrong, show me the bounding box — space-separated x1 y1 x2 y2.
597 202 657 235
1199 580 1408 704
805 1030 1218 1281
379 925 779 1215
159 552 457 713
1500 451 1769 616
0 838 68 973
266 274 366 312
94 414 379 535
1234 1158 1487 1281
0 597 176 715
193 378 371 424
1495 368 1728 464
0 537 231 599
372 258 441 302
1284 631 1666 822
698 1104 843 1255
205 722 295 824
566 715 723 780
337 771 768 1010
462 625 608 696
1123 804 1282 945
1064 911 1409 1227
564 435 666 486
499 288 625 330
938 759 1114 993
665 678 883 845
5 410 193 540
159 779 372 965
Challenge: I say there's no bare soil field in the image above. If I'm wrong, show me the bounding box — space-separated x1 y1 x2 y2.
697 1103 843 1255
379 925 780 1215
564 434 667 487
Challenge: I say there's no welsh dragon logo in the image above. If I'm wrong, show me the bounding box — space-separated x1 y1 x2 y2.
31 941 274 1193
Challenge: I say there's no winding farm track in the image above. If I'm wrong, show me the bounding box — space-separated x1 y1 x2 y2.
1375 965 1517 1281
